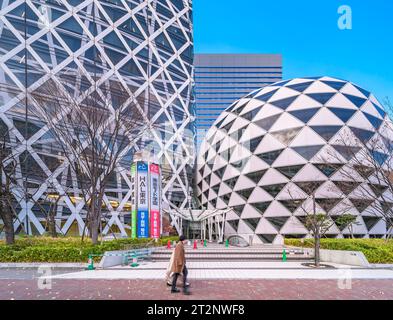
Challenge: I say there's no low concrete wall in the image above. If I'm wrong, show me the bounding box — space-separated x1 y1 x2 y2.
303 248 371 267
98 250 129 269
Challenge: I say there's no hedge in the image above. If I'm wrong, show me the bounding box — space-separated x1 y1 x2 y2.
285 238 393 264
0 236 179 263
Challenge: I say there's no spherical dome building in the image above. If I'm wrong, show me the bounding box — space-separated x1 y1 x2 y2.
196 76 393 244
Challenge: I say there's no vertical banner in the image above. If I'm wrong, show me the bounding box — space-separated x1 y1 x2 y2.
149 164 161 239
137 162 149 238
130 163 137 239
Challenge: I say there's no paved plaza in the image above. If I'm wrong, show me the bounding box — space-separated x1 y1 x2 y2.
1 278 393 300
1 244 393 300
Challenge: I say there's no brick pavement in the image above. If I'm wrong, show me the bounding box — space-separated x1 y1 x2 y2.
1 279 392 300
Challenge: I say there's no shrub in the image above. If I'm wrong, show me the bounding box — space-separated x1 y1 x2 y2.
0 236 179 263
284 238 393 263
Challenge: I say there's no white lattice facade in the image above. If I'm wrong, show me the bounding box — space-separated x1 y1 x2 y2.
196 77 393 244
0 0 195 236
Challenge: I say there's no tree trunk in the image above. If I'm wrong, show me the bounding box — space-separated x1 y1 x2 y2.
314 230 320 268
2 211 15 245
48 211 57 238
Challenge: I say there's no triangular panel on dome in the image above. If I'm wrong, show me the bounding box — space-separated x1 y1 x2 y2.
295 198 326 215
315 198 343 213
320 80 347 91
234 175 257 191
268 86 300 101
279 199 306 213
236 187 255 201
260 183 288 199
288 108 320 124
218 182 232 197
223 175 239 189
275 165 305 179
342 93 367 109
368 218 387 235
303 80 338 94
308 107 344 126
271 127 302 146
226 219 240 233
342 216 368 235
265 216 290 232
254 87 280 102
256 148 286 166
286 81 314 93
243 135 264 153
327 107 357 123
248 187 274 203
227 117 251 135
295 181 324 194
313 162 344 178
292 163 327 182
231 205 245 217
259 168 289 186
270 112 304 132
331 144 361 161
221 165 240 181
280 216 309 235
340 82 368 99
362 216 381 232
310 125 342 142
244 168 268 184
240 204 264 219
254 134 286 154
272 148 308 167
255 217 280 234
243 156 270 174
286 94 322 111
229 144 252 164
362 112 384 130
209 173 222 189
276 182 308 200
256 234 277 244
241 218 261 232
269 95 300 110
250 201 273 215
333 180 361 196
253 114 282 131
239 123 266 144
252 103 283 121
360 100 383 118
292 145 324 161
306 92 336 105
228 192 247 207
349 127 375 144
290 126 327 147
315 180 344 198
240 107 261 122
240 99 264 115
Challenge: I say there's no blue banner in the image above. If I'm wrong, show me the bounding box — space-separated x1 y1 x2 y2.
137 210 149 238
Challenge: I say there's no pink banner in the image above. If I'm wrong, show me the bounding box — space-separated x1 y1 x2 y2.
149 164 161 239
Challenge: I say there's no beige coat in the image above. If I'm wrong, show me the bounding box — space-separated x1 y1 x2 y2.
170 241 185 273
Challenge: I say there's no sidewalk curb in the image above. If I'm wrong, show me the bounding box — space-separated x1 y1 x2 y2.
0 263 86 268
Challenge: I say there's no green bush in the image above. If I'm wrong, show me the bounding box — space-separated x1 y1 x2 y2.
0 236 179 263
285 238 393 263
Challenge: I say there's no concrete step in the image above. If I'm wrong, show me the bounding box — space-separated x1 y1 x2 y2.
151 254 313 261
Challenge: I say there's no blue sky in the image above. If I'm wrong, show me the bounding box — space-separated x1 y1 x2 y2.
194 0 393 103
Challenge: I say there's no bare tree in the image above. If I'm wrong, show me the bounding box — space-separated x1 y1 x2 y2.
0 132 19 245
287 181 338 267
323 98 393 241
30 77 149 244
